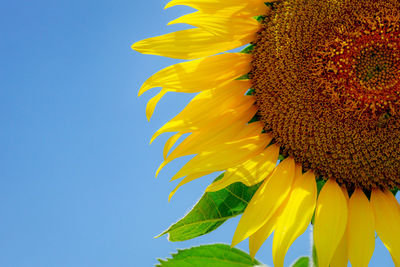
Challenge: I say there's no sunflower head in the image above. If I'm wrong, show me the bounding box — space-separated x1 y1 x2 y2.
252 0 400 191
133 0 400 266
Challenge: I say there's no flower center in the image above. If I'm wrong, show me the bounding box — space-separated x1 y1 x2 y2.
356 46 396 87
251 0 400 190
313 18 400 118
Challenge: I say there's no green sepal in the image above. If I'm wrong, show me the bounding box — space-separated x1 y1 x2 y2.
248 114 261 124
241 44 255 54
254 15 266 22
311 178 327 224
246 88 255 95
316 179 326 197
312 244 319 267
156 244 264 267
236 73 250 80
291 256 310 267
157 174 261 242
391 187 399 196
278 154 286 161
264 2 275 7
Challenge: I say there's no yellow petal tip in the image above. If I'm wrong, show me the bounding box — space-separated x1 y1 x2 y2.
149 134 158 144
145 111 153 121
168 192 174 202
166 20 175 26
131 41 143 53
131 43 138 52
231 233 245 248
138 86 146 97
164 1 175 9
155 163 164 178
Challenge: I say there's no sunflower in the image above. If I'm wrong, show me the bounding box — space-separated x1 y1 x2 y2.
132 0 400 266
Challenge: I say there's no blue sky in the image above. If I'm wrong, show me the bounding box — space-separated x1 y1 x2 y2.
0 0 395 266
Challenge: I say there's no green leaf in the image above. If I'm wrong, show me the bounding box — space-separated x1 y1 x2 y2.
158 174 261 242
291 256 310 267
157 244 263 267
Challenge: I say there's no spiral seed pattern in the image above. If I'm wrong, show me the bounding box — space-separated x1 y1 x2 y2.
251 0 400 190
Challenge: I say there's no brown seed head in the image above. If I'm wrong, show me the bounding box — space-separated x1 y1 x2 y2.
251 0 400 190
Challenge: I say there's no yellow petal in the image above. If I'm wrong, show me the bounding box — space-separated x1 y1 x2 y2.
163 133 183 160
165 0 269 17
347 189 375 267
132 28 255 60
168 172 209 201
139 54 250 94
163 111 256 161
145 89 167 120
313 179 348 267
370 190 400 266
168 12 259 37
138 52 251 97
249 202 286 258
170 118 263 157
206 144 280 191
232 157 296 247
330 229 348 267
170 126 271 180
330 186 350 267
155 114 260 178
156 110 259 171
150 80 253 140
272 171 317 267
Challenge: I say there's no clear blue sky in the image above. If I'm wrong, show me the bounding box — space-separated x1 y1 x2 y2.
0 0 395 266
